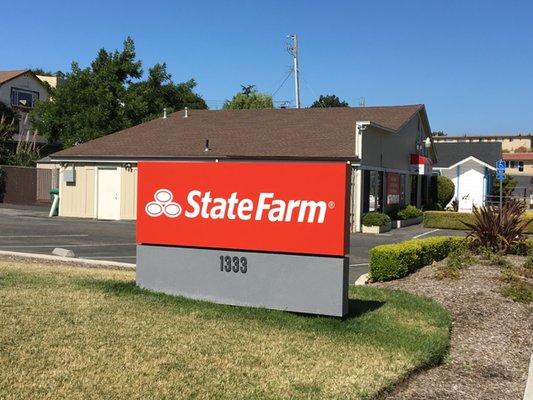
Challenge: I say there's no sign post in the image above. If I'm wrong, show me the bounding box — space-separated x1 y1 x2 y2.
496 160 506 217
136 162 351 317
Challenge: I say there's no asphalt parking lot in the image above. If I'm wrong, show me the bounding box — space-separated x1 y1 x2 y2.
0 204 464 283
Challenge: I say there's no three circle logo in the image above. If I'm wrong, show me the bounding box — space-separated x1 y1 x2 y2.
145 189 182 218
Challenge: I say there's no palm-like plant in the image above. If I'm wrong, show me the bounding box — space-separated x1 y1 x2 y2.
465 200 531 253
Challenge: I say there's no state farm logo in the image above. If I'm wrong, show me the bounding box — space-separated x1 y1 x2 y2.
145 189 334 223
145 189 182 218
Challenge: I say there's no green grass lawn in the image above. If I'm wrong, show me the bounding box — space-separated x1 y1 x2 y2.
0 260 451 400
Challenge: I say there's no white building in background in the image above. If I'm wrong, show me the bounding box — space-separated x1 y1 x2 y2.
433 142 501 208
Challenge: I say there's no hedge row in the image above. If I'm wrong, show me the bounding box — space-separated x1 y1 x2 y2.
423 211 533 233
369 236 465 282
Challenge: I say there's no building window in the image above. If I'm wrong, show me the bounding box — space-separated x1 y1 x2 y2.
518 161 524 172
410 175 418 205
505 160 517 169
10 87 39 108
386 173 401 206
363 170 383 213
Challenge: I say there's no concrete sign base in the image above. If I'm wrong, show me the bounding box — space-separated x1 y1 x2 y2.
137 245 349 317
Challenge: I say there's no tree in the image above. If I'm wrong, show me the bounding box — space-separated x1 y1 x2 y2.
437 175 455 207
223 87 273 110
30 37 207 148
514 145 530 153
0 102 18 164
491 175 517 198
126 63 206 124
31 68 64 78
310 94 348 108
432 131 447 136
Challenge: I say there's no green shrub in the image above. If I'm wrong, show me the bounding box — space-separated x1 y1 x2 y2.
434 244 473 280
424 211 474 230
437 176 455 207
362 212 391 227
465 200 530 253
423 203 443 211
369 236 465 282
396 205 423 220
500 280 533 303
386 205 401 220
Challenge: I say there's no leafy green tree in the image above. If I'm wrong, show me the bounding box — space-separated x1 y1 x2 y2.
126 63 206 124
0 102 18 164
6 137 40 167
223 87 273 109
30 37 206 148
310 94 348 108
491 174 517 198
437 175 455 207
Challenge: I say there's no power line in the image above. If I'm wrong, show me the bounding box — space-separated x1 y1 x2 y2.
272 70 293 97
299 72 320 106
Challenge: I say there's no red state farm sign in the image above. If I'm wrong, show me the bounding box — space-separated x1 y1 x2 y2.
137 162 350 256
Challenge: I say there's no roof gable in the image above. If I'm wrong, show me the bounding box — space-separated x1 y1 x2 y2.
0 70 30 85
436 156 497 171
434 142 501 168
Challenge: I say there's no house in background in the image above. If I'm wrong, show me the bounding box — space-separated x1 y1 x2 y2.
0 70 61 156
433 142 501 208
502 152 533 204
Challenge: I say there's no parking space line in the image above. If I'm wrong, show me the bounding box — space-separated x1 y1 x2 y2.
412 229 440 239
350 263 369 267
0 234 89 238
0 243 135 248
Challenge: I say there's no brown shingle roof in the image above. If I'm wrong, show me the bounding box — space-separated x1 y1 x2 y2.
0 70 29 85
50 104 424 160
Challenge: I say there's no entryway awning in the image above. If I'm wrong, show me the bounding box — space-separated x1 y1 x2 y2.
410 154 432 175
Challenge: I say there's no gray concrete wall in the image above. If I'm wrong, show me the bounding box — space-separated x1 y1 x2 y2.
137 245 349 317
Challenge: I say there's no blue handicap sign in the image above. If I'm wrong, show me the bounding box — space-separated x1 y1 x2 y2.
496 160 506 172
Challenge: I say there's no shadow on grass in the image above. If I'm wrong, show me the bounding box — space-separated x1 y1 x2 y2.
346 298 384 319
75 277 384 322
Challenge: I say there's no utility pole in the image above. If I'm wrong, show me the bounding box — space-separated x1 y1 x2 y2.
287 34 301 108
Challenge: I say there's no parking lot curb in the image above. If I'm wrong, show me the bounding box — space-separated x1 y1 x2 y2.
0 250 136 269
354 273 368 285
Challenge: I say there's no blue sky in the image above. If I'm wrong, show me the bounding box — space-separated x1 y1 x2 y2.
2 0 532 134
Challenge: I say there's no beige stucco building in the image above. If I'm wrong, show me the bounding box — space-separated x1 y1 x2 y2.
502 153 533 176
49 105 436 231
432 134 532 153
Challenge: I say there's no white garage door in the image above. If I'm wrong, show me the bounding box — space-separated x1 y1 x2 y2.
97 167 120 220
